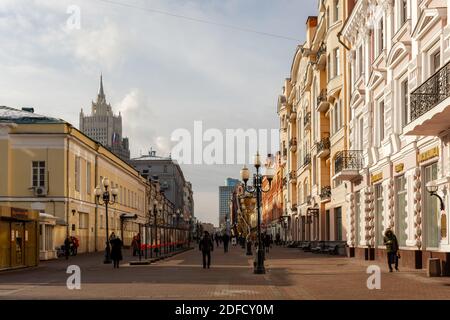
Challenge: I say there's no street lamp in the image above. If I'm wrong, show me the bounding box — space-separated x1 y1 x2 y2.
94 177 118 264
239 152 275 274
168 211 173 253
175 209 181 249
426 181 445 211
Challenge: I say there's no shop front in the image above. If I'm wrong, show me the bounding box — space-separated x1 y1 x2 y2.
0 206 39 270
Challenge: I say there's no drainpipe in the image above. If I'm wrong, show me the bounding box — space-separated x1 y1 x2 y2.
94 148 99 252
66 126 71 239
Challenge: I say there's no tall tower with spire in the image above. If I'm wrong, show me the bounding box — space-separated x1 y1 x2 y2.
79 75 130 161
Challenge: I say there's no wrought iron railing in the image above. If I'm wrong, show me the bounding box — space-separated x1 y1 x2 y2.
317 89 327 107
334 150 363 174
410 60 450 123
317 137 330 153
303 153 311 166
304 112 311 127
320 186 331 200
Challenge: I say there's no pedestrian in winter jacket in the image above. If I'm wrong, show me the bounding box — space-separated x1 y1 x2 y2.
199 231 214 269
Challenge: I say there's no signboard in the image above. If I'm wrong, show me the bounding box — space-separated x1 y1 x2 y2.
11 208 29 220
395 163 404 173
418 146 439 163
371 172 383 184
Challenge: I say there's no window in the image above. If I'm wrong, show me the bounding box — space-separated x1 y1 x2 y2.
432 51 441 74
100 214 104 229
377 19 384 56
79 212 89 229
395 175 407 246
378 100 385 144
327 54 331 81
75 156 81 192
424 163 439 248
335 207 342 241
358 117 364 150
400 0 407 26
334 48 340 76
326 7 330 27
120 186 123 204
86 162 91 195
333 100 343 134
32 161 45 187
333 0 339 22
325 210 330 241
401 79 409 127
358 45 363 78
375 184 384 245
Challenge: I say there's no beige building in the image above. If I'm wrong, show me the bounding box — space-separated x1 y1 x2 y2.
278 0 353 244
0 106 150 262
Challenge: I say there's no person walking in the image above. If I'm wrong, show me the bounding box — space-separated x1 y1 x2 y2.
264 233 271 253
223 233 230 253
383 228 400 272
131 236 138 256
199 231 214 269
64 237 71 260
276 233 281 246
215 233 220 248
110 236 123 268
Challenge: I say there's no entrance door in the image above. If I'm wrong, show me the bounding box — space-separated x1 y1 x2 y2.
25 222 37 267
11 222 25 267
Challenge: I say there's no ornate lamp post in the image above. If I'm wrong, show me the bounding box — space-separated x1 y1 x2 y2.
240 152 275 274
426 181 445 210
94 177 118 264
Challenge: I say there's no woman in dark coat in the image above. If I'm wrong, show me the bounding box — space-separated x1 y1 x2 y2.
110 237 123 268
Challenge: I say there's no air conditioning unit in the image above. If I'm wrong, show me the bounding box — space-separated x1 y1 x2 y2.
34 186 47 197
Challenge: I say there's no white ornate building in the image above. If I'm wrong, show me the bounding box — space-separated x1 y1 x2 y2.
341 0 450 274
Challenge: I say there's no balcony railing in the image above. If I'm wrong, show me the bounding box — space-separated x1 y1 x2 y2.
320 186 331 200
410 60 450 123
304 112 311 128
303 153 311 166
334 150 363 174
317 137 330 153
317 89 327 106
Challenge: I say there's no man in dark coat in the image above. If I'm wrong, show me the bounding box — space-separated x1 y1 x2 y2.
383 229 399 272
64 237 71 260
199 231 214 269
110 236 123 268
223 233 230 253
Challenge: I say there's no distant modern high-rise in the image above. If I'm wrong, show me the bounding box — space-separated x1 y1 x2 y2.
219 178 241 226
79 75 130 161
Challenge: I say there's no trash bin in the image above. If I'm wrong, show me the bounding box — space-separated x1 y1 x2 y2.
428 258 441 277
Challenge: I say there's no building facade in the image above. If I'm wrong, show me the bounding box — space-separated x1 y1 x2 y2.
277 0 353 244
79 75 130 161
0 106 170 265
129 150 188 214
341 0 450 274
218 178 240 226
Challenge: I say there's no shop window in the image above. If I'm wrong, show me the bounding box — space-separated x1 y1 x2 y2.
335 207 342 241
395 175 407 246
424 163 439 248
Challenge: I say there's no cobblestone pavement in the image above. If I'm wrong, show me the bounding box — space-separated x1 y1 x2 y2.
0 245 449 299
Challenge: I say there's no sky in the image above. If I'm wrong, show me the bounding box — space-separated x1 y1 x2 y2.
0 0 317 226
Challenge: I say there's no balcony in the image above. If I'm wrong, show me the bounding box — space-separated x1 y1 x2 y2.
316 43 326 69
289 170 297 182
333 150 363 181
316 137 330 158
289 138 297 152
404 60 450 136
304 112 311 130
320 186 331 201
316 89 329 112
303 153 311 167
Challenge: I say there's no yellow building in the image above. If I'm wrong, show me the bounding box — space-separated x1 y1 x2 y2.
0 106 149 263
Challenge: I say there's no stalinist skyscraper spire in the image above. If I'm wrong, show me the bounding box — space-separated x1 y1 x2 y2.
79 74 130 161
